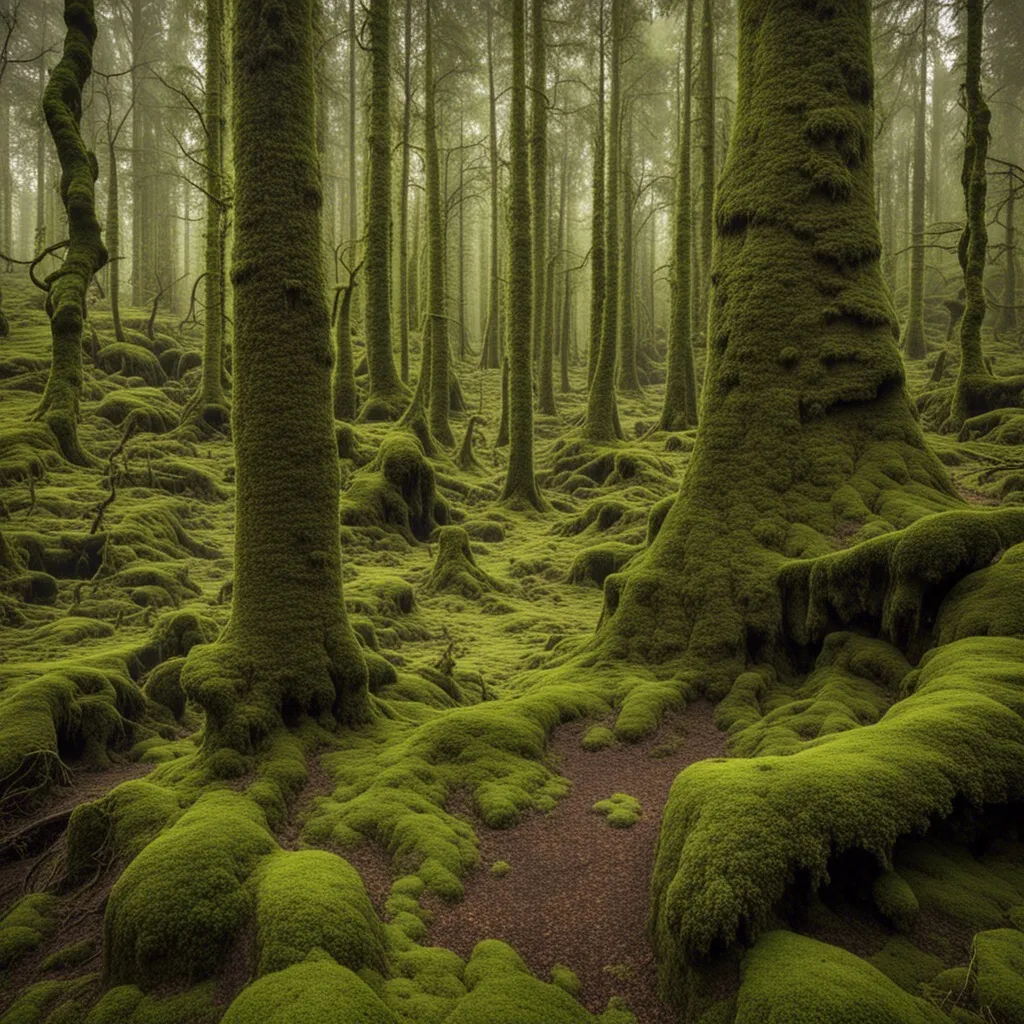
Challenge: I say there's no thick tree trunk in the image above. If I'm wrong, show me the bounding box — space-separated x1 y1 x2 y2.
501 0 544 508
661 0 697 431
35 0 108 466
599 0 953 688
182 0 369 750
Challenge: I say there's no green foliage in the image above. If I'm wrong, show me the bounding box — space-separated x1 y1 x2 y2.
0 894 57 968
581 725 615 751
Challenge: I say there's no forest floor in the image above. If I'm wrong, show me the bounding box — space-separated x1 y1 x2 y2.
2 269 1024 1024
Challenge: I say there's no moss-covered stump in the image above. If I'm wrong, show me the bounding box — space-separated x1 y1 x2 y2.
424 526 505 599
339 433 450 544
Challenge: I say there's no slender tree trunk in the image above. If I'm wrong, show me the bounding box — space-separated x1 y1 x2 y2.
927 50 945 225
424 0 452 446
361 0 406 419
559 169 573 393
106 138 126 344
194 0 226 423
483 4 501 370
902 0 928 359
502 0 544 508
587 2 605 387
409 187 421 332
538 107 562 415
35 56 46 254
697 0 714 342
999 169 1017 333
398 0 413 383
617 119 640 393
530 0 547 375
348 0 357 250
333 264 361 420
130 0 145 305
458 111 467 361
35 0 108 465
182 0 369 750
662 0 697 430
585 0 623 443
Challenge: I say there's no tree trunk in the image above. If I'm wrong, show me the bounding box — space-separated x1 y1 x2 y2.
661 0 697 430
106 138 126 344
901 0 928 360
584 0 623 443
501 0 544 508
617 119 640 394
424 0 452 446
697 0 714 343
333 264 361 421
530 0 547 381
998 168 1017 333
361 0 407 420
398 0 413 382
35 0 108 466
587 2 605 388
182 0 369 751
598 0 953 689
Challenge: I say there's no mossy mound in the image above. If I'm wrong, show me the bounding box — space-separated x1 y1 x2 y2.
94 343 167 387
732 931 947 1023
581 725 616 751
592 793 641 828
0 894 57 968
0 422 64 484
339 433 450 543
423 527 505 599
94 389 181 435
567 542 639 588
651 635 1024 991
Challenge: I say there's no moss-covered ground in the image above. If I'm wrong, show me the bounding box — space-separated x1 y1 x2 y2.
2 272 1024 1023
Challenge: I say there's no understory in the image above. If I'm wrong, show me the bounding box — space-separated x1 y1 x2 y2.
2 271 1024 1024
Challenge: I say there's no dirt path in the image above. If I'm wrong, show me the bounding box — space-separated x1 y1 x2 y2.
427 701 726 1022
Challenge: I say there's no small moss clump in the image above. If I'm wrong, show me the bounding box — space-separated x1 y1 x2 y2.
581 726 615 752
490 860 511 878
592 793 641 829
0 893 58 968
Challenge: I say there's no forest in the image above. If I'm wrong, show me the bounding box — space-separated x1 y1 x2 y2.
1 0 1024 1020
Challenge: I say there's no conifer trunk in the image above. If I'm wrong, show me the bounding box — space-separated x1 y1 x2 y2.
697 0 714 341
106 137 126 345
530 0 547 379
501 0 544 508
182 0 368 750
587 2 605 387
398 0 413 382
35 0 108 466
482 4 501 370
617 120 640 394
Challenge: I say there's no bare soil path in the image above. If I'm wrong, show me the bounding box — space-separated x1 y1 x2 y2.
428 701 726 1023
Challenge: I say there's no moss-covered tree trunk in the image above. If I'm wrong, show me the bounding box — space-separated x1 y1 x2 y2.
530 0 547 378
34 0 108 467
398 0 413 382
617 118 641 394
598 0 953 689
950 0 1009 427
587 2 605 388
482 4 501 371
361 0 407 420
584 0 623 443
660 0 697 431
901 0 928 360
333 263 361 421
697 0 714 341
105 137 126 345
182 0 368 750
424 0 453 448
998 167 1017 333
501 0 545 509
191 0 227 427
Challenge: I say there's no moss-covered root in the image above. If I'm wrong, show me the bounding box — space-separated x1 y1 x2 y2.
594 0 956 691
649 635 1024 1004
33 0 108 467
732 931 948 1024
180 0 369 752
424 526 505 599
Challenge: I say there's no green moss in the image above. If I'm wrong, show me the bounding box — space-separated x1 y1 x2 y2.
0 894 58 968
872 869 919 933
651 635 1024 991
222 959 400 1024
103 790 275 988
551 965 582 998
255 849 386 976
40 939 96 972
84 984 218 1024
868 936 944 994
423 527 505 599
581 726 615 751
0 979 94 1024
567 543 639 588
974 928 1024 1024
490 860 511 878
593 793 641 829
734 931 948 1023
